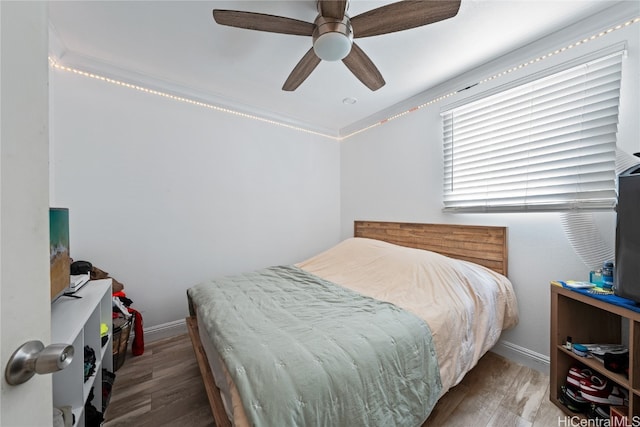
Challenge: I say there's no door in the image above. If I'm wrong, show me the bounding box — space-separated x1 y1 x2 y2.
0 2 52 426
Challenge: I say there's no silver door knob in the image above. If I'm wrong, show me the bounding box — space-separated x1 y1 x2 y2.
4 340 74 385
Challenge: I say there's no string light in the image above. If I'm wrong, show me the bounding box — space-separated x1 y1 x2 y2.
48 59 337 140
50 16 639 142
341 16 639 140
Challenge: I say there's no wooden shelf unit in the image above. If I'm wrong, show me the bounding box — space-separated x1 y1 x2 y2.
51 279 113 427
550 284 640 420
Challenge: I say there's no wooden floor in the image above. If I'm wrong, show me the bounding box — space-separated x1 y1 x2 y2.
103 333 214 427
104 334 565 427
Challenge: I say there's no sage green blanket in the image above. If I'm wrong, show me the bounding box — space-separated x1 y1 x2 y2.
188 265 441 426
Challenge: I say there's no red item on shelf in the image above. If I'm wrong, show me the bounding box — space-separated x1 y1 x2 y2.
127 308 144 356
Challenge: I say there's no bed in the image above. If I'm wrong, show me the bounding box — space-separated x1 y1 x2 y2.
186 221 518 427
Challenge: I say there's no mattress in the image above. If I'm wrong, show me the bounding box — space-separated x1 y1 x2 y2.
190 237 518 426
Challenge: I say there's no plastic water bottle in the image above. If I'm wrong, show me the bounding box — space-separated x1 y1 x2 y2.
602 261 614 290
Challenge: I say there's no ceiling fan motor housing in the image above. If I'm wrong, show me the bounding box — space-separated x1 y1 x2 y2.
312 15 353 61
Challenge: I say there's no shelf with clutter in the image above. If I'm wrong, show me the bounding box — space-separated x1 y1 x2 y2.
550 259 640 314
550 282 639 425
51 259 146 427
52 279 113 427
89 264 145 369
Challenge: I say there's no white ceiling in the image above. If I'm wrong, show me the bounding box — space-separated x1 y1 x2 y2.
48 0 622 135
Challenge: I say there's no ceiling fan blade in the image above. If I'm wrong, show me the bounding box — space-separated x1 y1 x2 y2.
213 10 315 36
342 43 385 91
351 0 461 38
319 0 348 20
282 48 322 91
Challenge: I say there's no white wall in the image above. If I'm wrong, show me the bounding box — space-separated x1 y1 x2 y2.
50 70 341 328
341 2 640 366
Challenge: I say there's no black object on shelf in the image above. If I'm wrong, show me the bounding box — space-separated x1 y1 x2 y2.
70 260 92 275
102 369 116 413
84 346 96 382
604 351 629 376
85 387 103 427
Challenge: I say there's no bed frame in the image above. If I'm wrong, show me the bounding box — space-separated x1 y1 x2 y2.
186 221 508 427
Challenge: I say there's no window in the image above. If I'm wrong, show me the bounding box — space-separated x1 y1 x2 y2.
441 51 624 212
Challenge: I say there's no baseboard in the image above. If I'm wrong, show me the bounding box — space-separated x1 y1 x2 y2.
490 339 550 375
138 318 188 343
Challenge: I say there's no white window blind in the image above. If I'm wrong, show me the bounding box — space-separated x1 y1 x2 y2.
441 51 623 212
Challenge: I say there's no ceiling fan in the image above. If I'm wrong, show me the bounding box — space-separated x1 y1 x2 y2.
212 0 462 91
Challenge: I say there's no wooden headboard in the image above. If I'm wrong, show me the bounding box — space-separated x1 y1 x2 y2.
354 221 508 276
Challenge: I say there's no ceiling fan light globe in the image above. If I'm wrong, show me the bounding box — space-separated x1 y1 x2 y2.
312 15 353 62
314 32 352 61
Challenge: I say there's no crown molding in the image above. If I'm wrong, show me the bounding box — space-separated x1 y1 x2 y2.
49 49 340 140
48 21 67 62
339 1 640 138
